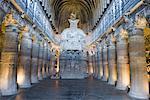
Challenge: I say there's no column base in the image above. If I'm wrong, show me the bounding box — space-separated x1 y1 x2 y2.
102 77 108 81
129 91 149 100
108 79 116 85
1 90 17 96
19 84 31 88
116 84 127 90
31 79 39 84
38 73 43 80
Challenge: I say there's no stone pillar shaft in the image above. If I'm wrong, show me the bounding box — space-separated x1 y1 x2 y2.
0 25 18 95
38 43 43 80
102 46 109 81
17 30 32 88
42 44 48 78
31 40 39 83
108 43 117 85
129 28 149 99
116 38 130 90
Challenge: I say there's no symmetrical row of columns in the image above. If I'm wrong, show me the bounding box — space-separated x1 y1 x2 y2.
0 13 54 96
88 17 149 99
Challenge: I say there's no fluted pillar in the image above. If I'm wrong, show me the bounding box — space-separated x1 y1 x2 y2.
17 26 32 88
108 35 117 85
31 35 39 83
0 15 18 95
128 16 149 99
116 28 130 90
38 41 44 80
102 44 109 81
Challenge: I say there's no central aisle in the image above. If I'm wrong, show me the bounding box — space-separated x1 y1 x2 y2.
1 77 134 100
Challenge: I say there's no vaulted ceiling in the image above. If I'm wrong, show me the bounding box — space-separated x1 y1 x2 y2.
50 0 98 33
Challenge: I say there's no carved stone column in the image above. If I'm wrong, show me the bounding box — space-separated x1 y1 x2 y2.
116 28 130 90
98 46 103 79
0 13 18 95
17 26 32 88
128 16 149 99
102 43 109 81
38 41 44 80
108 35 117 85
88 53 93 75
46 48 50 77
92 54 96 77
31 34 39 83
42 42 48 78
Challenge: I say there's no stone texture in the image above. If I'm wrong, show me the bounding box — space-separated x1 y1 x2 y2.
116 38 130 90
17 30 32 88
102 46 109 81
60 51 87 79
38 43 44 80
108 43 117 85
31 41 39 83
128 28 149 99
0 25 18 95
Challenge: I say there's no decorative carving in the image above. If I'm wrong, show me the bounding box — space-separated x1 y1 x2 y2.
2 12 18 27
135 15 148 29
120 28 128 39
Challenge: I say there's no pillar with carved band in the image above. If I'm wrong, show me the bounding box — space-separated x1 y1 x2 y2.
0 14 18 95
116 28 130 90
38 41 44 80
31 34 39 83
108 35 117 85
128 16 149 99
17 26 32 88
102 44 109 81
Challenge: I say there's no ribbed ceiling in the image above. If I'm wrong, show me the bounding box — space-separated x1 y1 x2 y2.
50 0 98 33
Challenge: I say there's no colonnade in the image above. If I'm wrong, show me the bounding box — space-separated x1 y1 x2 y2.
90 16 149 99
0 13 53 96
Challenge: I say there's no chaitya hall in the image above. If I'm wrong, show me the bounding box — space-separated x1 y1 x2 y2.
0 0 150 100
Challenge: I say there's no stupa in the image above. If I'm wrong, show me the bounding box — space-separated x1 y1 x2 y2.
59 13 87 79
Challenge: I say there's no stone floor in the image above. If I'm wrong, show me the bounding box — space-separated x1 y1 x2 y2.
1 77 141 100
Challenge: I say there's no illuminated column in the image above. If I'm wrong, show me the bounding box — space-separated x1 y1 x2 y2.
17 26 32 88
38 41 44 80
102 43 109 81
95 51 99 79
42 42 47 78
98 45 103 79
31 34 39 83
108 35 117 85
46 48 50 77
116 28 130 90
92 55 96 77
0 13 18 95
88 53 93 75
129 16 149 99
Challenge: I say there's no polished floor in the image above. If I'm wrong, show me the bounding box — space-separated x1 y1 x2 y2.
1 77 139 100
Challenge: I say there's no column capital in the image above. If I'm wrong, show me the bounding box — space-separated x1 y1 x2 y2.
134 15 148 29
2 12 18 27
115 26 128 42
